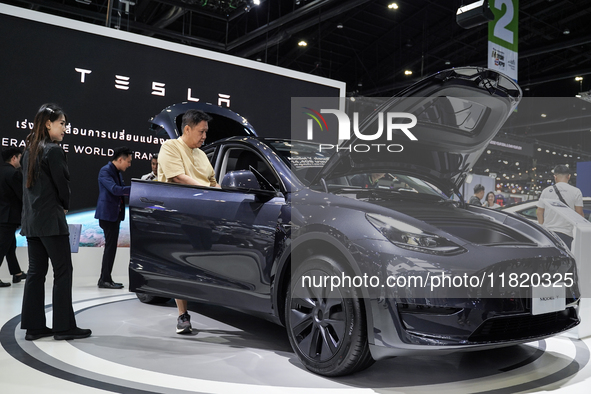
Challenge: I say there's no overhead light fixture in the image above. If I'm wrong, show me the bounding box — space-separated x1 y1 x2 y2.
575 76 583 81
445 60 451 65
404 70 412 75
75 0 92 3
456 0 494 29
337 23 344 29
298 40 308 47
388 3 399 9
563 28 570 34
541 113 547 117
253 0 261 5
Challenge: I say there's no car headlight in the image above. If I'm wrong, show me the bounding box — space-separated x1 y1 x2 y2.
366 213 466 255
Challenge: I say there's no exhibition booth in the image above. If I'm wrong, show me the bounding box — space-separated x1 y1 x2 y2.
2 2 591 394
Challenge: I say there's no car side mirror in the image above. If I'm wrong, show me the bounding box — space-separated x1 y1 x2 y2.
221 170 280 199
221 170 260 189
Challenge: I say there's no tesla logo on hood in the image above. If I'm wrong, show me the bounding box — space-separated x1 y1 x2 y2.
303 108 418 142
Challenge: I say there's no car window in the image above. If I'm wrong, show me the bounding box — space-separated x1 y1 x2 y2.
267 140 333 186
517 206 538 220
221 147 281 190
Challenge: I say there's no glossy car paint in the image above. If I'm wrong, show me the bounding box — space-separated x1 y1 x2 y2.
129 68 580 372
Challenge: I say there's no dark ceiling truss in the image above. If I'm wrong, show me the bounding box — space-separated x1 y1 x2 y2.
3 0 591 153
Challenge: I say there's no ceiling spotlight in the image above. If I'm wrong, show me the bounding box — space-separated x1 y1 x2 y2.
404 70 413 75
253 0 260 5
388 3 399 9
298 40 308 47
337 23 344 29
541 113 547 117
575 76 583 81
445 60 451 65
563 28 570 34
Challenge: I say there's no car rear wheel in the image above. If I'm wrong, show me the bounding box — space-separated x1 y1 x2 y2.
135 292 170 304
285 254 374 376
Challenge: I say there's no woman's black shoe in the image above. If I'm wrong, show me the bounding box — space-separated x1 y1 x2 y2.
54 327 92 340
0 280 10 287
25 327 53 341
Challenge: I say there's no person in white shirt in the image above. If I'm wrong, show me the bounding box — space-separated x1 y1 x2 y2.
536 164 585 249
140 154 158 181
482 191 500 209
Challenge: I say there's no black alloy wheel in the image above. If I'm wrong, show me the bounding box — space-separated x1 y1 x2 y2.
285 254 374 376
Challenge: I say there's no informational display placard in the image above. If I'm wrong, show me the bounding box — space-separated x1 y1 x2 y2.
488 0 519 81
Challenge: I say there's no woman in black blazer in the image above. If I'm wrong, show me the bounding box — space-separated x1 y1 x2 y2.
20 104 91 341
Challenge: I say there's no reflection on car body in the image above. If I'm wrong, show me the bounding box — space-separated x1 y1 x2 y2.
130 68 580 376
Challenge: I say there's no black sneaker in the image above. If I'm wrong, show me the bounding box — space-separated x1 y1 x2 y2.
54 327 92 340
25 327 53 341
13 272 27 284
0 280 10 288
176 312 192 334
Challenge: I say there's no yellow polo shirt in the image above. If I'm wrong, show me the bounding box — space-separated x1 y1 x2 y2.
157 138 216 186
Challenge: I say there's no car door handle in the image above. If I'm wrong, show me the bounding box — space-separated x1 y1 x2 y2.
139 197 164 205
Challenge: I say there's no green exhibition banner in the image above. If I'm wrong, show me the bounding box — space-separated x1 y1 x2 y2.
488 0 519 81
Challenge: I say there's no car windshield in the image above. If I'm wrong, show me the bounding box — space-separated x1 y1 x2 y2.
325 172 450 200
267 140 455 201
267 140 335 186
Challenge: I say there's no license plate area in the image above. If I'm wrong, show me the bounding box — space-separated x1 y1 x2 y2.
532 285 566 315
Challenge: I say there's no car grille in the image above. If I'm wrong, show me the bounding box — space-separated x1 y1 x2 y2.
468 307 579 342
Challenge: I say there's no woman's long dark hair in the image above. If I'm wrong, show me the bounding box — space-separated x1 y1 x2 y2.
25 103 67 188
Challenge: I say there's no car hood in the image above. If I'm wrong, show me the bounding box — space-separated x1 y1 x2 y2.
314 67 521 195
149 101 257 142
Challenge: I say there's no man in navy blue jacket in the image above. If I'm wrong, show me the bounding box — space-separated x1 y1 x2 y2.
95 147 132 289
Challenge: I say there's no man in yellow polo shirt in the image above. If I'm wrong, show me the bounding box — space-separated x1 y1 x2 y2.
157 109 220 334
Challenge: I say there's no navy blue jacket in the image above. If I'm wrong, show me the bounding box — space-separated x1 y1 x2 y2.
94 162 131 222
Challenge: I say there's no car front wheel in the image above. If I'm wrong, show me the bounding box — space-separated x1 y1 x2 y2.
285 254 374 376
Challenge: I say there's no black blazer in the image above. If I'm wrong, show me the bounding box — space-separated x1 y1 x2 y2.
0 162 23 225
21 143 70 237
